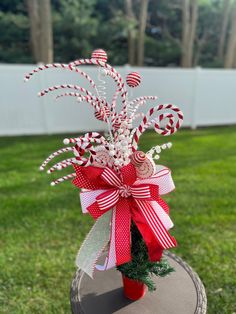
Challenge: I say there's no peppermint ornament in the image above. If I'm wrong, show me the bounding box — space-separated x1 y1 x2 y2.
91 49 108 63
130 151 146 167
94 106 110 121
92 147 111 168
135 156 156 179
126 72 141 88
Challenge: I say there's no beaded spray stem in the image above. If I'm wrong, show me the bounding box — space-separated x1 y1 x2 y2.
24 49 183 185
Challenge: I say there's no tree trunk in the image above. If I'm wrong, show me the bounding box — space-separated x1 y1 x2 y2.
181 0 190 67
26 0 41 62
39 0 53 63
218 0 231 60
224 1 236 68
125 0 136 65
137 0 149 66
181 0 198 68
193 31 208 67
188 0 198 67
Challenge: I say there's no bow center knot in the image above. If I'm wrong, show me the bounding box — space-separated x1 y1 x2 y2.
119 185 132 198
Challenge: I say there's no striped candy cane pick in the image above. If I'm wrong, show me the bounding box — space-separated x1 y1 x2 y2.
132 104 183 151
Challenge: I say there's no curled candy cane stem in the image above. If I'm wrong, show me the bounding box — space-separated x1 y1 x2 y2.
132 104 183 151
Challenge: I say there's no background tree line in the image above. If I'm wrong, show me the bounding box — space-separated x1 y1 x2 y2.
1 0 236 68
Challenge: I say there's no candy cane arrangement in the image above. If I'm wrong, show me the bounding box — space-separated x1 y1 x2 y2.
24 49 185 282
24 49 183 185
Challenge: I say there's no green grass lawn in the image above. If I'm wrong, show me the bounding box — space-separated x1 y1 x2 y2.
0 126 236 313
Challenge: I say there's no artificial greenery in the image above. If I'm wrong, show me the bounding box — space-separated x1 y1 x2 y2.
117 222 174 292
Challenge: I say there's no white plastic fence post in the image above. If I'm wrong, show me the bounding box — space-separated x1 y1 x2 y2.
191 67 201 129
38 63 50 134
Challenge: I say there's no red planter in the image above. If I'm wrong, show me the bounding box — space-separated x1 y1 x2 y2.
122 275 147 300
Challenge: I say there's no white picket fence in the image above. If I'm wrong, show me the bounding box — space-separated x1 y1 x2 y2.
0 64 236 136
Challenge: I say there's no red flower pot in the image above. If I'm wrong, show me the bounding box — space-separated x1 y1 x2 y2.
122 275 147 300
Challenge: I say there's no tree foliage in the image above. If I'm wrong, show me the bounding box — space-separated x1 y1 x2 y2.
0 0 234 67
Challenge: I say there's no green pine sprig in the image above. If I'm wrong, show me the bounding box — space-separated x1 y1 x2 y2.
117 222 175 291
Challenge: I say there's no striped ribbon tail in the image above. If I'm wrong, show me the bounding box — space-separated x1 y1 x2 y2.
135 199 177 249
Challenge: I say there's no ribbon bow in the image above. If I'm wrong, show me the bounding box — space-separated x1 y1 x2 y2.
73 163 177 277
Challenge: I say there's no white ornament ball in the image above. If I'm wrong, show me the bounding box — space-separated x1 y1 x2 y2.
121 140 128 146
63 138 70 145
109 150 116 156
118 134 125 140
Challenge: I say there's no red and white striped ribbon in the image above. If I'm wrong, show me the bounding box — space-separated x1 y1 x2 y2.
135 200 176 249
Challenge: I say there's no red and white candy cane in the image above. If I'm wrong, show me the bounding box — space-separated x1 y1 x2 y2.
72 140 98 167
39 84 110 110
103 69 121 115
68 59 128 116
40 147 73 170
24 63 96 89
128 96 158 107
39 84 89 97
94 68 125 124
56 92 96 104
129 112 174 141
51 173 77 186
56 92 110 122
41 132 106 173
128 96 158 120
50 147 97 185
111 116 126 132
153 113 174 134
47 158 77 173
55 92 102 114
132 104 183 151
69 58 129 125
63 132 106 145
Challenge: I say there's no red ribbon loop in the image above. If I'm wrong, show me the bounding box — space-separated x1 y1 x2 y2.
72 163 177 266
